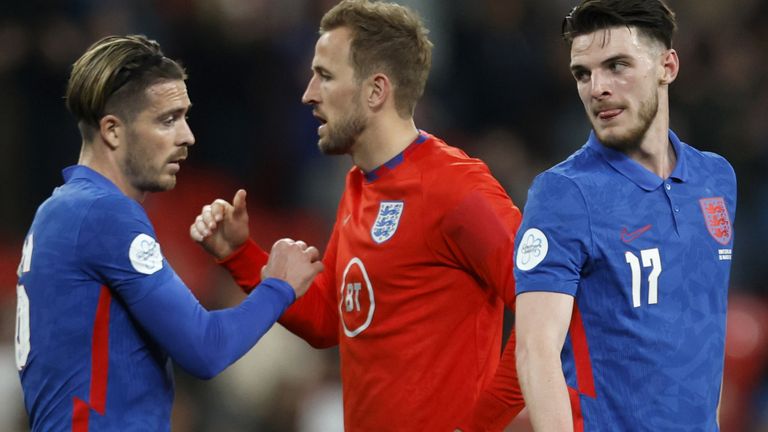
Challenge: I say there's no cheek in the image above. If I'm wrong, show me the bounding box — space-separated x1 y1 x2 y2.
577 85 591 105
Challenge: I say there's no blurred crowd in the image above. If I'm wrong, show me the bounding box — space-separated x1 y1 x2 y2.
1 0 766 430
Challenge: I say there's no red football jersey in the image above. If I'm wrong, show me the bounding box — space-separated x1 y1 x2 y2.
222 132 524 431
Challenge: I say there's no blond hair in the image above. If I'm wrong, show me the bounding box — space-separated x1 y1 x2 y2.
65 35 186 141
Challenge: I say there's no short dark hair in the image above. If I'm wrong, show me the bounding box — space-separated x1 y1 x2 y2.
561 0 677 49
65 35 186 141
320 0 433 118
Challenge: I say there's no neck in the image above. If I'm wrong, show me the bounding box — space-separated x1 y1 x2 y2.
625 97 676 179
351 114 419 173
79 142 147 203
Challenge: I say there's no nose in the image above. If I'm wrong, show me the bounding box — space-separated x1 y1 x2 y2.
302 74 320 106
590 70 612 99
179 118 195 147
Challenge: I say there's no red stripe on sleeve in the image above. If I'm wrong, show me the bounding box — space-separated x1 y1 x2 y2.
89 285 112 414
71 397 90 432
71 285 112 430
570 304 597 398
568 386 585 432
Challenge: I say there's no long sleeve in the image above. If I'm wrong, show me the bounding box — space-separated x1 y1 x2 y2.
439 184 526 430
127 274 294 379
218 230 341 349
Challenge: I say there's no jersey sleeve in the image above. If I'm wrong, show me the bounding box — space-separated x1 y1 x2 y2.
514 172 591 297
78 195 296 379
277 221 340 348
436 171 527 430
216 238 269 293
217 217 342 349
77 194 175 303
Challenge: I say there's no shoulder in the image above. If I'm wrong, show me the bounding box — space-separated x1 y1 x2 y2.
548 144 607 185
677 141 737 204
528 146 598 199
87 192 152 229
417 135 509 203
683 143 736 180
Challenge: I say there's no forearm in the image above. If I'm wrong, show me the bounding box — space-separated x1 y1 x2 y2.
217 238 268 293
457 329 525 431
278 273 339 348
517 345 573 431
129 275 294 379
219 237 339 347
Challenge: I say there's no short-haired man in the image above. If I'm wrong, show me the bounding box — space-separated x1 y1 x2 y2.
16 35 322 431
191 0 525 430
514 1 737 430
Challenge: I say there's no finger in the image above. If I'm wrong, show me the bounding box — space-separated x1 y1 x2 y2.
190 224 202 242
295 240 308 250
211 199 230 222
194 215 211 236
311 261 324 274
201 204 216 227
274 238 295 249
304 246 321 262
190 223 208 242
232 189 247 218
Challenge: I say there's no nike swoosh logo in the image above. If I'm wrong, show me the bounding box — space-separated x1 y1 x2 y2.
620 224 652 243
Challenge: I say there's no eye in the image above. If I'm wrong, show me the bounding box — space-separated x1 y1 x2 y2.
609 61 628 73
572 69 590 83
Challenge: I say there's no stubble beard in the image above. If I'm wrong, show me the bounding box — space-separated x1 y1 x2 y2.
123 129 176 193
594 90 659 152
318 98 367 156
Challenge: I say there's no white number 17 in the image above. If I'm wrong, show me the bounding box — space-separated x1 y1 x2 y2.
16 234 33 370
625 248 662 308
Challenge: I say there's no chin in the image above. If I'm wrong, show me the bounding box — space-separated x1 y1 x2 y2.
596 130 641 151
141 177 176 193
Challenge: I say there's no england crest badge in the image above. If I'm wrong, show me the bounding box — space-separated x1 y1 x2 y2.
699 197 732 245
371 201 404 244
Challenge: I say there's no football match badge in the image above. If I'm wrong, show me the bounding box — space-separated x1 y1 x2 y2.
371 201 404 244
129 233 164 275
516 228 548 271
699 197 732 246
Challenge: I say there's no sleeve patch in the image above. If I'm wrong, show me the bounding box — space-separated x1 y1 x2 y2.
516 228 548 271
129 233 164 275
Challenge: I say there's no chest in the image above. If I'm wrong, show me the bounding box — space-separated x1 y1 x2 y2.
584 178 734 311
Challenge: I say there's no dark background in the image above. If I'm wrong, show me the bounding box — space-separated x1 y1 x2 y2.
1 1 766 430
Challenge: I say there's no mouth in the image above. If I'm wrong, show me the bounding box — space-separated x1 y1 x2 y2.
595 107 623 121
167 155 187 171
313 111 328 132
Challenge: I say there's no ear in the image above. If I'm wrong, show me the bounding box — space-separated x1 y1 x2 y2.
659 48 679 85
98 114 123 150
366 73 391 111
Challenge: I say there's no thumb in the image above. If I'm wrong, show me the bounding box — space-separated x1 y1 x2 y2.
232 189 247 218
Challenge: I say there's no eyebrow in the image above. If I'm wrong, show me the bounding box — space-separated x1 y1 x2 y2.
312 65 331 75
571 54 631 73
158 104 191 119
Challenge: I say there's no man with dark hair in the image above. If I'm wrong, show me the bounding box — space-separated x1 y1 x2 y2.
190 0 526 430
514 0 736 430
15 34 323 431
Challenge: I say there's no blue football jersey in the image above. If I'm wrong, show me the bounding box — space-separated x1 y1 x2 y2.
514 131 736 431
16 165 294 431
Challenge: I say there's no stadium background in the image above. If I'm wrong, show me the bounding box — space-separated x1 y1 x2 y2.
0 0 766 430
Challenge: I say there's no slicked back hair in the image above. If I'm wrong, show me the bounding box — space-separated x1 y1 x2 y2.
65 35 186 141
